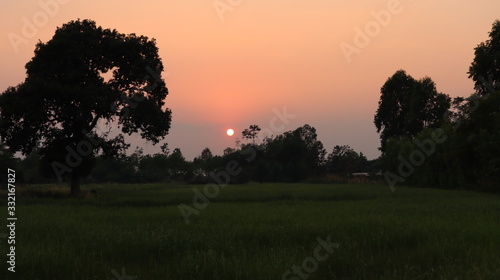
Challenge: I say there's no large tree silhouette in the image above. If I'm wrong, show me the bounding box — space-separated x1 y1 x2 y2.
374 70 450 152
0 19 171 196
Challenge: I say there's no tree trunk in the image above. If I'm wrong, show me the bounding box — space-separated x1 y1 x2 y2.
70 171 81 197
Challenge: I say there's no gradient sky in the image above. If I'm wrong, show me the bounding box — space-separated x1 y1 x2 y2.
1 0 499 160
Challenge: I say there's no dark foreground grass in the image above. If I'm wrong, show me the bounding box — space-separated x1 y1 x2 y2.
1 183 500 279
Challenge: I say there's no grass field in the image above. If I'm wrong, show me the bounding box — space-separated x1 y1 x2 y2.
2 183 500 279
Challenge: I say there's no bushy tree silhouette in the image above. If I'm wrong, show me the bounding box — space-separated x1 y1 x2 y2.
0 19 171 196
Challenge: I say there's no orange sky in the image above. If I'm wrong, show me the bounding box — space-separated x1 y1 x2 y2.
1 0 499 159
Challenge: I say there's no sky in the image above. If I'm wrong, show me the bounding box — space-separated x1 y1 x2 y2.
1 0 499 160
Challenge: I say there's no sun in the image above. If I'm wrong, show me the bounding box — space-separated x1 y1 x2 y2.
226 128 234 136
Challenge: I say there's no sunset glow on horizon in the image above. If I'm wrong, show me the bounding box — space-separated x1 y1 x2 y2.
1 0 499 159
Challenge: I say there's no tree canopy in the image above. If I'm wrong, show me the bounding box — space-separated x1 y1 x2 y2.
469 20 500 95
0 19 171 196
242 124 261 145
374 70 450 152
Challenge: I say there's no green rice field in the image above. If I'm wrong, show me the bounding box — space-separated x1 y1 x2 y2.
1 183 500 279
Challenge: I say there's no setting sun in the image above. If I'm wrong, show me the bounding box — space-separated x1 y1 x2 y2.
1 1 500 278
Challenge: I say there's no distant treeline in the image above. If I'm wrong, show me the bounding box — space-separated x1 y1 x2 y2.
2 20 500 193
1 124 380 185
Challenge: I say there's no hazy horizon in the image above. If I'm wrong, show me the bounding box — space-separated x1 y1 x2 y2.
2 0 499 160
